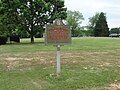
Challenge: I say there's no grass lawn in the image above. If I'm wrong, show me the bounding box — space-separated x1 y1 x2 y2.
0 37 120 90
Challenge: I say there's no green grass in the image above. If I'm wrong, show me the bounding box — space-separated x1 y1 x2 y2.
1 37 120 53
0 37 120 90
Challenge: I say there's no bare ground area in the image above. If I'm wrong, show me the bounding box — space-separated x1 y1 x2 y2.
106 82 120 90
0 51 120 71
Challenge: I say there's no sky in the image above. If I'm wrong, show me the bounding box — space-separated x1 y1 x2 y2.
64 0 120 28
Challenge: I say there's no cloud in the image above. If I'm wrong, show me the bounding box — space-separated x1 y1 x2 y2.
64 0 120 28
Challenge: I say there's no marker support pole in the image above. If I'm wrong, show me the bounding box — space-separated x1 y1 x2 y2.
56 45 60 79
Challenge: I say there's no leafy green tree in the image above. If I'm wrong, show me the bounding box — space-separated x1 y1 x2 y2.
73 29 92 37
94 12 109 37
0 0 18 35
110 28 120 34
66 10 84 37
88 13 100 29
88 12 100 36
0 0 67 43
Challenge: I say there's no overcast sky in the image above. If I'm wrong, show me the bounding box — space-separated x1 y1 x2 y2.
64 0 120 28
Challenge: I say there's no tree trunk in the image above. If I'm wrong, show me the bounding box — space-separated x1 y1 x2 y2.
72 29 75 37
31 34 34 43
30 25 34 43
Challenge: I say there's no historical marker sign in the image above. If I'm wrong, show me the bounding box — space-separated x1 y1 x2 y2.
45 19 71 79
45 19 71 45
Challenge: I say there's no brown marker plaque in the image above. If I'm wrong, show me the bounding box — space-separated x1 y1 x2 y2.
45 19 71 45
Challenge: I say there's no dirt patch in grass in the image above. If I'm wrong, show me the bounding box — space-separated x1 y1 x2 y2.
32 80 52 89
5 57 32 61
77 82 120 90
0 52 56 70
32 81 42 89
61 51 120 67
0 51 120 71
106 82 120 90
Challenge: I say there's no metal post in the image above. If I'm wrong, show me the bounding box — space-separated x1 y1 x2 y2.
56 45 60 79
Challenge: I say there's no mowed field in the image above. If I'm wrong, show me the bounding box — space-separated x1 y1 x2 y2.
0 37 120 90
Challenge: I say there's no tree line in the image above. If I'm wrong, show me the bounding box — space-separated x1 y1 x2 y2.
66 11 110 37
0 0 117 43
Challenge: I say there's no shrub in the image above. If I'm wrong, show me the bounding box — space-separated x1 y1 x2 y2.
0 36 7 45
10 35 20 43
